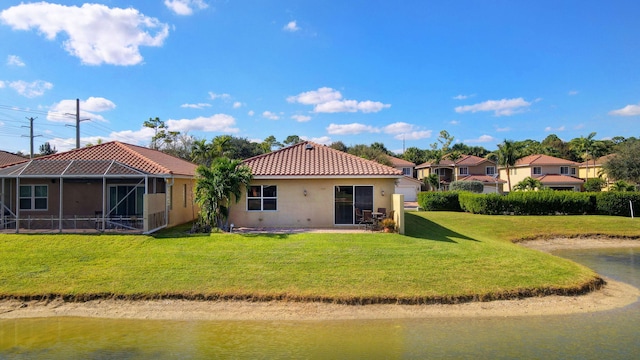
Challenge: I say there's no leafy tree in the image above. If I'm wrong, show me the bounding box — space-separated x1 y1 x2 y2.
348 144 392 166
144 117 168 150
583 178 606 192
424 173 440 191
38 142 57 156
226 136 263 160
450 180 484 193
402 146 427 165
602 140 640 184
261 135 282 153
283 135 301 146
371 142 390 155
513 176 544 191
541 134 571 159
487 139 521 192
195 157 253 231
162 132 193 160
610 180 636 192
428 130 456 190
329 141 348 152
568 132 598 173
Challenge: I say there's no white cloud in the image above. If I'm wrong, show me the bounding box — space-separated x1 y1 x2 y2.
291 114 311 122
383 122 432 140
455 98 532 116
48 97 115 123
465 135 495 144
248 110 255 116
300 136 331 145
181 103 211 109
453 94 474 100
496 127 511 132
326 123 380 135
544 126 566 132
8 80 53 98
283 21 300 32
7 55 25 66
288 87 390 113
233 101 242 109
262 111 279 120
449 120 460 125
209 92 231 100
167 114 239 133
609 102 640 116
0 81 4 88
568 90 579 96
0 3 169 66
395 131 432 141
164 0 208 16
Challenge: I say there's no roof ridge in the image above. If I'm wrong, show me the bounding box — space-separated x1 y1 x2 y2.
116 142 173 174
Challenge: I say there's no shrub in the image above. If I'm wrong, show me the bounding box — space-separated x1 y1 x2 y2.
595 192 640 216
459 192 505 214
459 191 593 215
583 178 606 192
450 180 484 193
417 191 462 211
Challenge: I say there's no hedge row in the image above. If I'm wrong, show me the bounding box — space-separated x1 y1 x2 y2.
418 191 640 217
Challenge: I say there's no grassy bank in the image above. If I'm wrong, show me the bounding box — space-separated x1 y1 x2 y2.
1 212 636 304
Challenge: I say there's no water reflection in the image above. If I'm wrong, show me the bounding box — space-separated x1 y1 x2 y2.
1 248 638 359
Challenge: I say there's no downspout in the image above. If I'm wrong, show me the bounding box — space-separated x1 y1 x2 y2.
15 177 19 233
59 177 63 232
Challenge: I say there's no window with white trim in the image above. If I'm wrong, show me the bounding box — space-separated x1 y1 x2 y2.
560 166 569 175
248 185 277 211
19 185 48 210
459 167 469 175
402 167 411 176
571 167 576 175
486 166 496 176
533 167 542 175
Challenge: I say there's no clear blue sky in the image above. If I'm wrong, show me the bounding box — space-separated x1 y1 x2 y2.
1 0 639 154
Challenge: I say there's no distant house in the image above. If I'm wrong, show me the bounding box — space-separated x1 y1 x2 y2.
500 154 583 192
0 141 197 233
228 141 405 233
387 155 422 202
416 155 504 193
579 154 616 191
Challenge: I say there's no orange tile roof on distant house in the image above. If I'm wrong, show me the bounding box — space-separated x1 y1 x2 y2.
0 150 27 166
537 174 584 184
416 154 493 169
387 155 415 167
458 174 506 183
4 141 196 176
579 153 616 167
514 154 578 166
415 159 455 169
243 141 403 178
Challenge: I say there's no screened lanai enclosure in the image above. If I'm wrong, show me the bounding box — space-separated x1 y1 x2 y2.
0 159 170 233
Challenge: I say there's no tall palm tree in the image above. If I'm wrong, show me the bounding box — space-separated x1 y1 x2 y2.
489 140 520 192
569 132 597 179
195 157 253 231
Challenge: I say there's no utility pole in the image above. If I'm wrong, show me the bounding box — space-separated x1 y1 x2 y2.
65 98 90 149
21 117 41 158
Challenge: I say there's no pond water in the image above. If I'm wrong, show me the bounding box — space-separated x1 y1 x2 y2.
1 248 638 359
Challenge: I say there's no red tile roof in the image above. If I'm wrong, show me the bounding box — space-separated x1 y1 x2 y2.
579 153 616 167
243 141 403 177
515 154 578 166
416 154 494 169
17 141 196 176
536 174 584 184
458 175 506 184
387 155 415 167
0 150 27 166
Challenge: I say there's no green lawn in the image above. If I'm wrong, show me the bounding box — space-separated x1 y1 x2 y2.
1 212 637 303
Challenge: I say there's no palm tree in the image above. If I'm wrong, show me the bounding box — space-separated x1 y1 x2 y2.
569 132 597 179
513 177 544 191
195 157 253 231
488 140 520 192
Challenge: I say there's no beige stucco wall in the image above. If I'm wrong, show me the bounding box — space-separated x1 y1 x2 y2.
167 178 198 228
228 178 397 228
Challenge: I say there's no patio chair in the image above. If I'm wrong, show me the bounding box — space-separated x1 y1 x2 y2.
377 208 387 217
359 210 374 230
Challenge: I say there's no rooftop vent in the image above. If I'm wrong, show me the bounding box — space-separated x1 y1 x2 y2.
305 143 314 150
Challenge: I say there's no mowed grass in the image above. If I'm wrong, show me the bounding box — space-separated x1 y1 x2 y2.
1 212 637 302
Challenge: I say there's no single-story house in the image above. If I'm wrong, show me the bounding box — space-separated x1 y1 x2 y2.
228 141 406 233
0 141 198 233
387 155 422 202
499 154 583 191
0 150 27 166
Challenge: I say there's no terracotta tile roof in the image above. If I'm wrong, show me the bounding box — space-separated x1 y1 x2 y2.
415 159 455 169
0 150 27 166
30 141 196 176
387 155 415 167
243 141 403 177
579 153 616 167
536 174 584 184
458 175 506 183
416 155 494 169
515 154 578 166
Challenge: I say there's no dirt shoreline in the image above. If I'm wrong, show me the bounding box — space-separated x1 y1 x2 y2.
1 238 638 321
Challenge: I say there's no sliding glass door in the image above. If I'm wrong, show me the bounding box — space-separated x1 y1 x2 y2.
334 185 373 225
